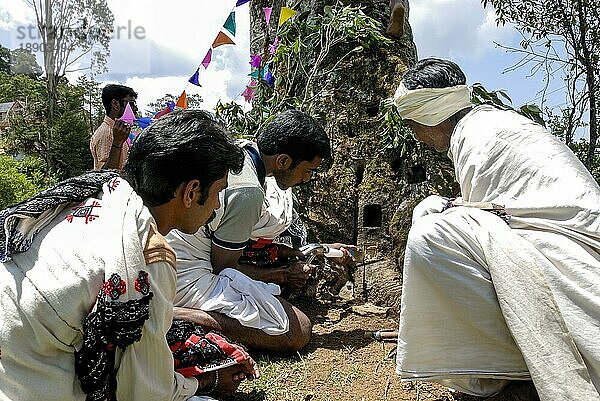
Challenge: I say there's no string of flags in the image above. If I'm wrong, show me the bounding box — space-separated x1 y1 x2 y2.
122 1 298 144
241 5 297 102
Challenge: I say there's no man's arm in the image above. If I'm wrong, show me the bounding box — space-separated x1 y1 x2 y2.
101 120 130 169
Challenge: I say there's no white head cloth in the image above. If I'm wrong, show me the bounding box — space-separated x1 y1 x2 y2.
393 82 472 126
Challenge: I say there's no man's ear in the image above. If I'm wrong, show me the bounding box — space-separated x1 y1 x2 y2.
181 180 200 207
275 154 292 170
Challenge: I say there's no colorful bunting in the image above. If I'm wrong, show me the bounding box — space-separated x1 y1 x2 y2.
202 49 213 69
236 0 251 6
269 36 279 55
249 54 262 68
135 117 153 129
126 131 137 146
242 85 256 102
249 69 263 79
154 106 171 119
278 7 297 26
176 91 188 109
263 7 273 25
265 70 275 87
224 11 236 36
167 101 175 111
188 68 201 86
212 31 236 48
119 103 136 125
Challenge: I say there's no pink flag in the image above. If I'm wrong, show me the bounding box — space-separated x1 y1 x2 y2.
269 36 279 55
242 86 256 102
263 7 273 25
119 103 136 125
202 48 212 69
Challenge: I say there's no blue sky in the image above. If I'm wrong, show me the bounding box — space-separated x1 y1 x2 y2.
0 0 568 116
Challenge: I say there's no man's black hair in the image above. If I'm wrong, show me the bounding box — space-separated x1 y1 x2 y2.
101 84 138 115
257 110 331 168
124 110 244 207
402 58 466 90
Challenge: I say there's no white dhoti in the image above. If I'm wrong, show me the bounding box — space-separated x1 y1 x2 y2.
396 105 600 401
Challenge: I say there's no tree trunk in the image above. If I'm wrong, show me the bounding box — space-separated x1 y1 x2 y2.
250 0 458 309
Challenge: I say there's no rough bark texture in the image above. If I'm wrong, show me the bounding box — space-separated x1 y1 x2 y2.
250 0 459 312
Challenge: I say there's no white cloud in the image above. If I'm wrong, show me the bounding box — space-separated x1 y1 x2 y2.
0 0 33 30
98 0 250 112
409 0 515 61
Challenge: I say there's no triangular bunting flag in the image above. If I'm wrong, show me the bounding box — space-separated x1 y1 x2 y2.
154 106 171 119
249 69 263 79
250 54 262 68
263 7 273 25
135 117 153 129
188 69 201 86
242 86 256 102
278 7 297 26
224 11 236 36
236 0 250 6
202 49 212 69
265 70 275 87
176 91 187 109
269 36 279 55
212 31 236 48
119 103 136 125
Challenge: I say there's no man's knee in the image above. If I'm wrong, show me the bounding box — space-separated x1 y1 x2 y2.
280 307 312 352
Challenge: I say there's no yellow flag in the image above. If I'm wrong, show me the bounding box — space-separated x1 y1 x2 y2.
176 91 187 109
278 7 297 26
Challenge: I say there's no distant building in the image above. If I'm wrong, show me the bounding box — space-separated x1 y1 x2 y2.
0 101 25 132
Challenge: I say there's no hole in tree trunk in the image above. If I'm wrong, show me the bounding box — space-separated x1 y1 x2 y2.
363 204 382 227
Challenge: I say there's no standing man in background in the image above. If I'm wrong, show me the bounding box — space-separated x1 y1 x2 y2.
90 84 138 170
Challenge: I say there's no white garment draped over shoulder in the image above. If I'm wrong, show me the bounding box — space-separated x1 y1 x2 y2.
396 105 600 400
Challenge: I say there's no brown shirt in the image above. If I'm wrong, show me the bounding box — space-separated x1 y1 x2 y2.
90 115 129 170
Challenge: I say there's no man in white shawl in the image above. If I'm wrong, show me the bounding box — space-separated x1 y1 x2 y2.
0 110 258 401
392 58 600 401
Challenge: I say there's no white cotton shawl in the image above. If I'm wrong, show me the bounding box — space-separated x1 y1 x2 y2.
450 105 600 400
393 83 472 126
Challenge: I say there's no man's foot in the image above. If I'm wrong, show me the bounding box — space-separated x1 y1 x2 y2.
484 381 540 401
386 1 405 38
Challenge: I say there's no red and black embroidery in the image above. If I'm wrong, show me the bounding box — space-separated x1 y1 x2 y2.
107 178 120 193
66 201 101 224
134 271 150 295
101 273 127 300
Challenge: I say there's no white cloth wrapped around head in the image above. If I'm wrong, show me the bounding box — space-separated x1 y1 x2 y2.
393 82 472 126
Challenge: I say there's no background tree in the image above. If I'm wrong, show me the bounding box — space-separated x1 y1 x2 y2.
76 75 104 135
0 70 93 180
27 0 113 124
482 0 599 169
0 45 10 74
147 93 203 112
10 48 43 78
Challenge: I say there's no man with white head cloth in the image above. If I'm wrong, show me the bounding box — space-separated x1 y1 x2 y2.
393 58 600 401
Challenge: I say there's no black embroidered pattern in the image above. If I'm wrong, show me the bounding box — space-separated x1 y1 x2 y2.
75 288 153 401
0 170 119 262
134 271 150 295
101 273 127 300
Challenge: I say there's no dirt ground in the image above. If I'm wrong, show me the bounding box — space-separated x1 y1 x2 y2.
226 298 482 401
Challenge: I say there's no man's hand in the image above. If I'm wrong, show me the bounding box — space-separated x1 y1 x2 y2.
112 119 131 147
277 244 304 259
283 260 312 289
325 243 358 267
214 361 260 394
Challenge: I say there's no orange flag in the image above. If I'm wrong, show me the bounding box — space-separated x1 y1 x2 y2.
175 91 187 109
212 31 235 48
